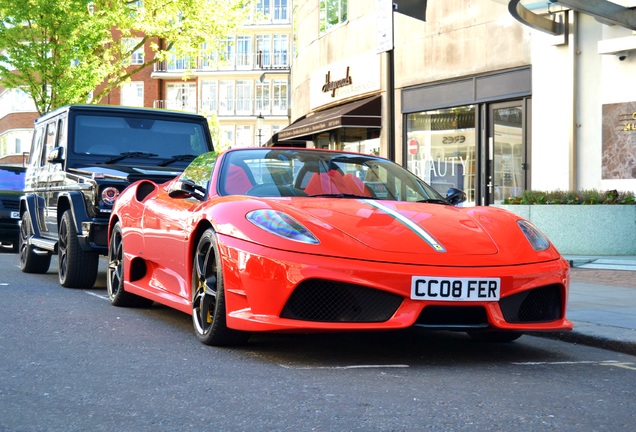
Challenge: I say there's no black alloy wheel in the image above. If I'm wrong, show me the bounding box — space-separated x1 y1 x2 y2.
192 229 249 346
18 211 51 274
58 210 99 288
107 222 153 308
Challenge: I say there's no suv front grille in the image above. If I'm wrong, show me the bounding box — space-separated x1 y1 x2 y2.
1 198 19 210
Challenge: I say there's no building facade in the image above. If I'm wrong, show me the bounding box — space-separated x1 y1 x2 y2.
151 1 293 148
0 0 293 161
282 0 636 205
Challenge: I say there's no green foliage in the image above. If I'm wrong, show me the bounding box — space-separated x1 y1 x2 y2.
502 189 636 205
0 0 250 114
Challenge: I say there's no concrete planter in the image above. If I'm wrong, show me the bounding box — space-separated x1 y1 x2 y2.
495 205 636 255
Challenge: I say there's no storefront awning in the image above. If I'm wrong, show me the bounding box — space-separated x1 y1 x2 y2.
278 96 382 141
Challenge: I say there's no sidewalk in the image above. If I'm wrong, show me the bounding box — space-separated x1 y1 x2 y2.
534 256 636 356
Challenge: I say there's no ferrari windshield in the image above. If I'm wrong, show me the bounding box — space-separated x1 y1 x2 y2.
215 148 445 202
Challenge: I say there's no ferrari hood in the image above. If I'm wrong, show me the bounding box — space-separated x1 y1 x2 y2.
284 199 499 256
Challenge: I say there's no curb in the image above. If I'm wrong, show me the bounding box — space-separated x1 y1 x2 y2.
531 328 636 357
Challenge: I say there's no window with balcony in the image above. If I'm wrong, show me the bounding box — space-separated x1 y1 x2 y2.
220 37 236 68
320 0 347 34
121 82 144 107
236 36 252 68
166 82 197 112
272 35 288 67
256 35 271 68
255 80 270 113
272 80 288 114
200 80 218 113
256 0 288 22
273 0 288 21
219 81 235 114
236 80 252 114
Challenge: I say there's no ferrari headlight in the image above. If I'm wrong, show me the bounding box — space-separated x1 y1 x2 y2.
247 210 319 244
517 220 550 251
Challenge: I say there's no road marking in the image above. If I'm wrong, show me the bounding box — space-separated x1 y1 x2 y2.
599 362 636 371
513 360 636 371
512 360 617 365
279 364 409 370
85 291 109 301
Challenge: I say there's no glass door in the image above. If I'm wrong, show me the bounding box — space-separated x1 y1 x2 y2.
486 101 527 204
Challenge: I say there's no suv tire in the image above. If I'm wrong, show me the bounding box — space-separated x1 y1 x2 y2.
18 212 51 274
58 210 99 288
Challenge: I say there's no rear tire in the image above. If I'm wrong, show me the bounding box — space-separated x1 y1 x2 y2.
192 229 249 346
58 210 99 288
107 222 153 308
18 211 51 274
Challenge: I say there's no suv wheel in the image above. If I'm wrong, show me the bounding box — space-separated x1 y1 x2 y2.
58 210 99 288
18 212 52 274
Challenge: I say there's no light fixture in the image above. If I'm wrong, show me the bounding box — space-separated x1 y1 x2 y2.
256 112 264 146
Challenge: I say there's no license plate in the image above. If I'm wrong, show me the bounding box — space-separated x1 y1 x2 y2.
411 277 500 301
10 211 19 219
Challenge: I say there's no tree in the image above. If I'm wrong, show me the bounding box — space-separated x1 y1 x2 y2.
0 0 249 114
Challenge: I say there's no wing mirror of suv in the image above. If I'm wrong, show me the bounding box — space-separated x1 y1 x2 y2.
46 147 65 164
446 187 467 205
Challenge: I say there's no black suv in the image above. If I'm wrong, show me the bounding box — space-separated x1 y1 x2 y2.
0 165 26 252
19 105 214 288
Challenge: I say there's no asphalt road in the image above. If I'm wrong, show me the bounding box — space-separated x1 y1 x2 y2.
1 249 635 432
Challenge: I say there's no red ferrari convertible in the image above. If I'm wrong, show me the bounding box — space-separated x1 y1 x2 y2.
107 148 572 346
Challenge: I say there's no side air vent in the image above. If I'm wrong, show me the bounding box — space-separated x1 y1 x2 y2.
136 181 156 201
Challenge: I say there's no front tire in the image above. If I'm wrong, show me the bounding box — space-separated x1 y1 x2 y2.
18 211 51 274
58 210 99 288
192 229 249 346
107 222 153 308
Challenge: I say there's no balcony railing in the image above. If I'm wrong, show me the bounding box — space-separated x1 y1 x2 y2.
154 51 290 73
154 98 288 117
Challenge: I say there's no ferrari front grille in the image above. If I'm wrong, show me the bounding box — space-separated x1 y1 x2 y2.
415 306 489 328
280 279 403 322
499 284 563 323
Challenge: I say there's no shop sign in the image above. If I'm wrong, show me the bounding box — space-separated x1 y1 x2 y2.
322 67 353 97
310 52 381 110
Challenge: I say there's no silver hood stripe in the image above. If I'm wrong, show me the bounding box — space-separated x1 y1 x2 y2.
362 199 446 253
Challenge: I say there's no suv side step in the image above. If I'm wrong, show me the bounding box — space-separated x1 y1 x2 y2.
30 237 57 254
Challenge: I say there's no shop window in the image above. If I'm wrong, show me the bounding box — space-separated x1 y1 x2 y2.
406 106 476 205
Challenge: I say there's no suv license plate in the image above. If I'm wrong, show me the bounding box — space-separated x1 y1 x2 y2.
411 277 500 301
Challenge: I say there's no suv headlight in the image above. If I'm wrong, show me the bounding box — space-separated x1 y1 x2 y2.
101 187 120 205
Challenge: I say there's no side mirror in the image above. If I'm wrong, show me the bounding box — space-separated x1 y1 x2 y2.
168 179 207 201
446 187 467 205
46 147 65 164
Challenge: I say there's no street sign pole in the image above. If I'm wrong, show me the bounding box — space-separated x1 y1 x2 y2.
377 0 395 162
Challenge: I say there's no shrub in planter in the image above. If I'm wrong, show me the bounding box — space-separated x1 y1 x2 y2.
502 189 636 205
498 189 636 255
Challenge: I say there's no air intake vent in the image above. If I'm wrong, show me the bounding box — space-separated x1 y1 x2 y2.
499 285 563 323
281 279 403 322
